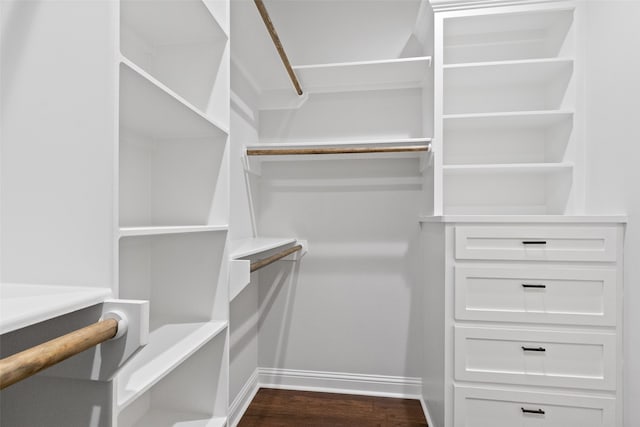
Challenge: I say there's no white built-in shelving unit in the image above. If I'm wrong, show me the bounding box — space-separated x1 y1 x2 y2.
432 1 580 215
115 0 230 425
293 56 432 93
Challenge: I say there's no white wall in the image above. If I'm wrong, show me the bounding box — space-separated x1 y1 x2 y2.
0 0 117 288
256 157 425 380
583 1 640 425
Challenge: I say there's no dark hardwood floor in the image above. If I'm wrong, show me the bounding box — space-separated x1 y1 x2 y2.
238 388 428 427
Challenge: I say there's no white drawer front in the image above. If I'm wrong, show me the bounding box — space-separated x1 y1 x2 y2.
455 266 617 326
455 327 616 390
454 386 616 427
455 225 617 262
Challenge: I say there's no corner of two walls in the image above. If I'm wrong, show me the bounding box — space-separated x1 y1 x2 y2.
582 3 640 427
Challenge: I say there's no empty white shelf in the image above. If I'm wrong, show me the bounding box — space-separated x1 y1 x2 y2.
121 0 227 44
119 225 228 238
131 410 226 427
117 322 228 409
443 110 574 129
444 162 573 175
0 283 112 334
444 57 574 87
120 58 229 139
420 215 628 224
293 56 432 92
230 237 298 259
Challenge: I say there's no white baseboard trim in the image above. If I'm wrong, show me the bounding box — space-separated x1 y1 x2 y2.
257 367 422 399
229 368 259 427
420 397 436 427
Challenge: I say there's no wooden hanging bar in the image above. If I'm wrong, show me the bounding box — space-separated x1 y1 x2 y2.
254 0 304 96
247 144 431 156
0 318 119 390
251 244 303 272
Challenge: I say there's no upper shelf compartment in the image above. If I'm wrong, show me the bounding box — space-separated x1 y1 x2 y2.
120 60 228 139
292 57 432 93
120 0 229 123
443 7 574 64
444 58 574 115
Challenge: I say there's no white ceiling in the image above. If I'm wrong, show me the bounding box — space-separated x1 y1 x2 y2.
231 0 424 92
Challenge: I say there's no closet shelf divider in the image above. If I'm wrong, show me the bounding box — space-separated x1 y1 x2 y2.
119 225 229 238
120 57 229 138
116 321 228 410
292 56 432 93
129 410 227 427
443 110 574 129
443 162 574 175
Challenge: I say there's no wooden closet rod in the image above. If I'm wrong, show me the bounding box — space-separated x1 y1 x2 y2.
0 318 119 390
254 0 304 96
247 144 431 156
251 244 303 272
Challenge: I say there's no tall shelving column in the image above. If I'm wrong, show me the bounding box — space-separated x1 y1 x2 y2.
115 0 230 425
431 0 582 215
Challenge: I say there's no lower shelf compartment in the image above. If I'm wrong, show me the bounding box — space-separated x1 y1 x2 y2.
117 322 227 408
444 165 573 215
129 410 226 427
118 334 228 426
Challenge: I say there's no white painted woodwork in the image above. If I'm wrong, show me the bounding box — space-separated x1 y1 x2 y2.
293 57 432 93
422 218 624 427
115 0 231 422
119 225 229 238
454 266 617 325
117 335 228 426
0 284 112 334
455 225 618 262
432 0 581 216
443 110 573 166
444 58 573 115
2 1 636 426
116 322 227 408
442 6 574 64
120 0 229 123
454 326 616 390
454 386 616 427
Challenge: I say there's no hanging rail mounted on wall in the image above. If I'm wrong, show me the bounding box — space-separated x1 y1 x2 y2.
246 144 431 156
0 313 128 389
254 0 304 96
250 244 303 272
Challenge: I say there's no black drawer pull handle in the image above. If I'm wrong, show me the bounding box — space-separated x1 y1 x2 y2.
522 284 546 289
521 408 545 415
522 240 547 245
522 346 546 352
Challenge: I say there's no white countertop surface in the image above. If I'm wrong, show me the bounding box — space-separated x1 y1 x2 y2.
0 283 112 334
419 215 628 224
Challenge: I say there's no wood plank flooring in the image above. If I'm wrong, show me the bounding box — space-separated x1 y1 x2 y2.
238 388 428 426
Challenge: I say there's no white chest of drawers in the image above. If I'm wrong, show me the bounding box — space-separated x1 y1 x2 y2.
421 217 625 427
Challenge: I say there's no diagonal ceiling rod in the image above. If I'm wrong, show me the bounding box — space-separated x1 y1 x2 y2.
254 0 304 96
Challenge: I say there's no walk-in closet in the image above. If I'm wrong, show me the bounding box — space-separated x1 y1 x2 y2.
1 0 639 426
